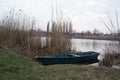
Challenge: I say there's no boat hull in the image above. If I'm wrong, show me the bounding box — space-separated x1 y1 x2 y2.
35 51 99 65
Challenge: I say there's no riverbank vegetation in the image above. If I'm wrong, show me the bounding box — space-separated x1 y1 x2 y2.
0 9 120 80
71 34 120 40
0 10 73 57
0 48 120 80
99 12 120 67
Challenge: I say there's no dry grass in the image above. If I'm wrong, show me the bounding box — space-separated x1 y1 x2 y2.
99 51 120 67
44 20 73 55
1 48 120 80
0 11 42 57
99 11 120 67
0 10 73 57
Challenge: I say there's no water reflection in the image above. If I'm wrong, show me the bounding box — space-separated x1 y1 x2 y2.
41 37 119 54
71 39 118 54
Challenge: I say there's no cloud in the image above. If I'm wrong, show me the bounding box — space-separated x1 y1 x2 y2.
0 0 119 33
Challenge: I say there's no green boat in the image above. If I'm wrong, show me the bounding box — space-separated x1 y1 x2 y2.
35 51 99 65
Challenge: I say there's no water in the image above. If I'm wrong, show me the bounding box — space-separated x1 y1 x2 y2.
41 37 119 66
71 38 119 66
41 37 118 54
71 38 118 54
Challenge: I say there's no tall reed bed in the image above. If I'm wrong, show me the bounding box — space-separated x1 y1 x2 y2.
44 20 73 55
99 12 120 67
99 51 120 67
0 10 73 57
0 10 42 57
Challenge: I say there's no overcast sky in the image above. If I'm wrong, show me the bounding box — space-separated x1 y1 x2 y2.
0 0 120 33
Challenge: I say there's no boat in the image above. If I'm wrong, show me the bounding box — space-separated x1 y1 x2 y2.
35 51 99 65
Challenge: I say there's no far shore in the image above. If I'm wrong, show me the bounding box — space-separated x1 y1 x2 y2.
70 34 120 41
40 34 120 41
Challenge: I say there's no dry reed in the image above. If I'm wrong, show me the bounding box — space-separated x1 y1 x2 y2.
99 11 120 66
0 10 42 57
0 9 73 57
44 20 73 55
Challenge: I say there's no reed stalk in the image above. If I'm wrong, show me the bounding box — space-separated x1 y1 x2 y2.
99 11 120 66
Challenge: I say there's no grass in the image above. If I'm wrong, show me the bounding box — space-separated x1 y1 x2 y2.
45 20 72 55
0 10 42 57
99 51 120 67
0 10 73 57
99 12 120 67
0 48 120 80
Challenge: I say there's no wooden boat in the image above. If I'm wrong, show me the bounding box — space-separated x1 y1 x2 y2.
35 51 99 65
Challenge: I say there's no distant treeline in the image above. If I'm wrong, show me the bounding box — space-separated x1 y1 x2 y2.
32 30 120 40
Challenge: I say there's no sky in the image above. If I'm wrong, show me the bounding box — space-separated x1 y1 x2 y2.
0 0 120 33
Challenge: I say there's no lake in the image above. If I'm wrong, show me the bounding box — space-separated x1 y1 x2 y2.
71 38 119 65
41 37 119 55
41 37 119 64
71 38 119 55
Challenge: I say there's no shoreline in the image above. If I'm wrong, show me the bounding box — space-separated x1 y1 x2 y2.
41 34 120 41
71 35 120 41
1 48 120 80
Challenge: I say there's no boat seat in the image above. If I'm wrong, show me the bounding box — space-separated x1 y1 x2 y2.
68 54 80 57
